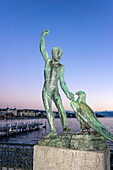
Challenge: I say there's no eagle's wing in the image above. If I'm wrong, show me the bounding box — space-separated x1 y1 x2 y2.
71 101 113 141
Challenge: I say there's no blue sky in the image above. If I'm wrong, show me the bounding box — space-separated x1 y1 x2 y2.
0 0 113 111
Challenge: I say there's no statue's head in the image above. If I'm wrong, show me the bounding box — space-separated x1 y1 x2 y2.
51 47 63 61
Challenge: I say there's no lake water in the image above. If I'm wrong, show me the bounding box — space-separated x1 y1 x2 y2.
0 117 113 152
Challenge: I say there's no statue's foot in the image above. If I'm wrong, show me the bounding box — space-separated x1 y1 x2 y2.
63 126 71 133
83 131 91 135
44 131 57 138
76 130 91 135
76 130 84 134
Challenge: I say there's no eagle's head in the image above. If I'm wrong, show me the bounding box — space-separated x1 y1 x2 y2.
76 91 86 103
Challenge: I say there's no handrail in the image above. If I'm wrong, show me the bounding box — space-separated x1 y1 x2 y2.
0 142 35 146
0 141 34 169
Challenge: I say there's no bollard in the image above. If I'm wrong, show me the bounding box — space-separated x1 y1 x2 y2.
6 124 9 136
27 122 29 131
9 124 12 132
16 123 18 133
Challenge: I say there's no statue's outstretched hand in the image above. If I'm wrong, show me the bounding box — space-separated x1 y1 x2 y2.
67 92 75 101
42 29 50 36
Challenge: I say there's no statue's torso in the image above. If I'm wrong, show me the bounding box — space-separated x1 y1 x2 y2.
43 61 62 94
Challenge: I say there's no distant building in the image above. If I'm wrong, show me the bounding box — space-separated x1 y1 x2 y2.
17 109 39 117
0 107 17 117
0 108 43 118
0 108 76 118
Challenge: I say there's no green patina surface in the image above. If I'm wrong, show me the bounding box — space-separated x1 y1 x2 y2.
71 91 113 142
40 29 74 137
39 30 113 150
38 132 107 151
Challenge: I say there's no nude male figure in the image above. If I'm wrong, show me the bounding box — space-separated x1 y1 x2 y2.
40 29 74 137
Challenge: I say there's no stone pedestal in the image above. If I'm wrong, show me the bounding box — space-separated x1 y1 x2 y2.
38 132 107 150
33 145 110 170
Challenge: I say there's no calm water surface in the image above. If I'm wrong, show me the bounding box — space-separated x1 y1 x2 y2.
0 118 113 151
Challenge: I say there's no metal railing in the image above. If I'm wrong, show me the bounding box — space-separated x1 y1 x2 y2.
0 142 113 170
0 142 34 170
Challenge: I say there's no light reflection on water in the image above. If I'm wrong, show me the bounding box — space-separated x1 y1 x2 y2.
0 118 113 151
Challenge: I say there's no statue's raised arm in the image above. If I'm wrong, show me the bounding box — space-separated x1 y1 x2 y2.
40 29 51 63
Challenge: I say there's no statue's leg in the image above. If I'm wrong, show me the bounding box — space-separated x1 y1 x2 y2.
42 89 57 135
87 128 91 133
76 124 84 134
53 92 71 132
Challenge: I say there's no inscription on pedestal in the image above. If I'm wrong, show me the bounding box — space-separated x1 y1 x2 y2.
33 145 110 170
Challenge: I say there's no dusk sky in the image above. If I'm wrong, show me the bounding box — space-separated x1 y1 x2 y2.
0 0 113 111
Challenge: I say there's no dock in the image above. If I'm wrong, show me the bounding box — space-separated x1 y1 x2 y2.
0 121 44 138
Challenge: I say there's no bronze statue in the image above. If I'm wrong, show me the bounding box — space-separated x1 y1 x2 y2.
40 29 74 137
71 91 113 141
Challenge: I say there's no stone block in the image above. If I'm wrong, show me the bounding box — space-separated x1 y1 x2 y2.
33 145 110 170
38 132 107 151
